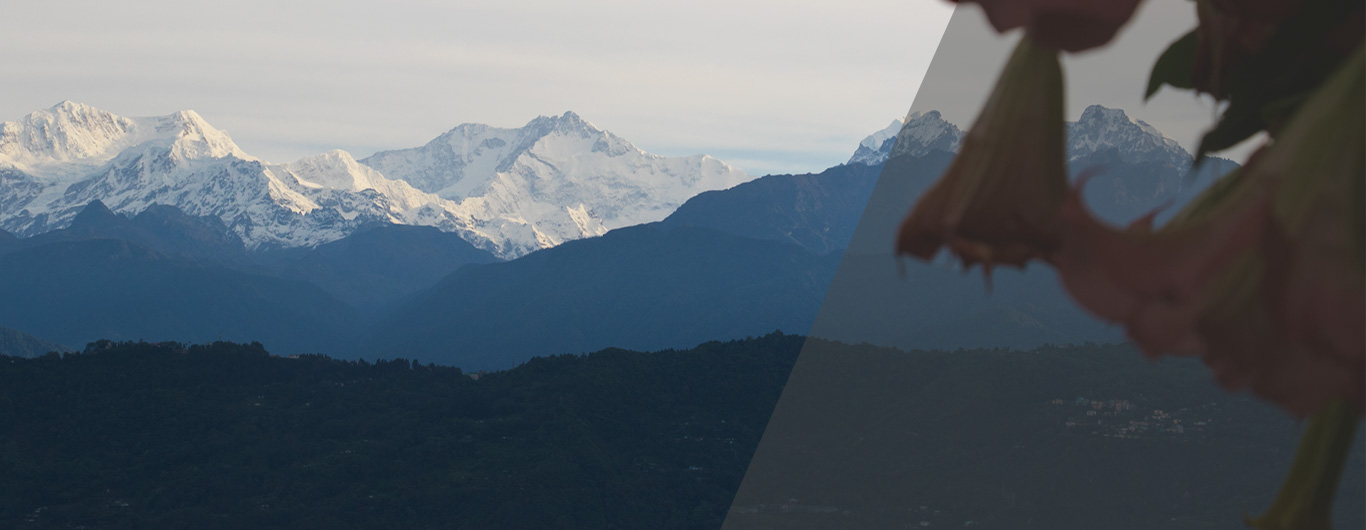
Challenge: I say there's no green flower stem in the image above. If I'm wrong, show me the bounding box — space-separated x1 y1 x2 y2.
1249 399 1361 530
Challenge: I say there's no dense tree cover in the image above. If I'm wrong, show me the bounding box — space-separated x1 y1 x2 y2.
729 341 1365 529
0 336 1360 529
0 334 802 530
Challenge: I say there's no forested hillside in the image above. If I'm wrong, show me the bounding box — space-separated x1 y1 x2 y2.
1 337 1359 530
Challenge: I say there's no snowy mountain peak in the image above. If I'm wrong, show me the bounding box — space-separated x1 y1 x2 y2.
847 109 964 165
0 103 252 180
892 110 964 158
359 111 751 257
0 103 752 259
153 109 251 162
0 101 139 171
1067 105 1191 168
847 119 903 166
846 105 1192 171
287 149 380 191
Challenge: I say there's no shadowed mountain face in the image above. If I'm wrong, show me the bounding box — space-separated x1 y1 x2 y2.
364 224 843 371
0 238 361 355
0 229 15 254
0 326 69 358
267 223 499 314
15 200 251 265
0 106 1236 367
363 120 1237 370
660 163 884 255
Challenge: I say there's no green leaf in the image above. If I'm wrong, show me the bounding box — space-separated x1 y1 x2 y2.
1195 99 1263 161
1193 0 1360 157
1248 399 1360 530
1144 29 1198 100
1197 90 1316 161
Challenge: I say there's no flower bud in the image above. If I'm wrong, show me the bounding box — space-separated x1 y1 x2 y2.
896 36 1067 272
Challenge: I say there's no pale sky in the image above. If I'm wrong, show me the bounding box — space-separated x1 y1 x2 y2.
1 0 955 177
911 0 1259 164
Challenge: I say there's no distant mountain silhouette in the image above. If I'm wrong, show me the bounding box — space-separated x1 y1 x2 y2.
0 107 1240 365
264 223 499 314
0 326 69 358
364 224 842 370
16 200 251 266
660 162 883 254
0 238 360 354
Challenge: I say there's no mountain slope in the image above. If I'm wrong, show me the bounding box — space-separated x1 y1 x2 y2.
364 224 842 370
2 103 748 258
661 162 883 254
0 326 69 358
0 101 470 251
848 110 964 166
368 108 1239 369
359 111 751 257
0 238 361 354
268 223 499 313
15 200 252 266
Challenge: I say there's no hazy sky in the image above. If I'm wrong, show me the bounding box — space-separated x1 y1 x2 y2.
911 1 1258 163
1 0 955 176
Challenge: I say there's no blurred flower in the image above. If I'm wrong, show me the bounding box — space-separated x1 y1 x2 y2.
950 0 1145 52
896 37 1066 272
1050 167 1269 358
1050 47 1364 416
1244 45 1365 415
1247 398 1359 530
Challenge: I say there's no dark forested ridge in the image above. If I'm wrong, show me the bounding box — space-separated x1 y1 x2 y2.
1 336 1359 530
0 335 803 530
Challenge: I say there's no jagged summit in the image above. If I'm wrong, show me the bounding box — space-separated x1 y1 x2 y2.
848 118 904 166
847 110 964 166
1067 104 1191 169
0 102 250 180
358 111 751 256
0 104 751 258
68 199 118 228
889 110 965 160
846 105 1192 171
361 111 659 199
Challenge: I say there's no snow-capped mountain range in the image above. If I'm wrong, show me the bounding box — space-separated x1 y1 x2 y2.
0 103 750 258
847 105 1191 171
848 110 965 166
1065 105 1191 169
360 111 748 257
1 101 1194 260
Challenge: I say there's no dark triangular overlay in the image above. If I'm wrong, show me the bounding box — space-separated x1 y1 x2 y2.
721 4 1364 529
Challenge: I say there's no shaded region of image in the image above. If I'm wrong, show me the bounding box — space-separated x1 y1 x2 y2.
724 3 1364 529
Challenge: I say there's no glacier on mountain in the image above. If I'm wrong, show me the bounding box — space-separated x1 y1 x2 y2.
2 101 1195 259
359 111 751 256
0 103 751 258
1065 104 1191 169
847 105 1192 171
847 110 965 166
